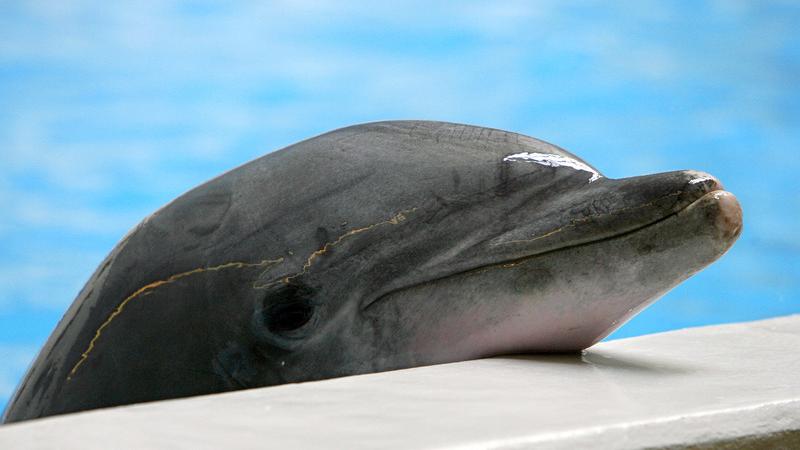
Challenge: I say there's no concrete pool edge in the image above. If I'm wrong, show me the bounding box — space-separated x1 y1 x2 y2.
1 314 798 449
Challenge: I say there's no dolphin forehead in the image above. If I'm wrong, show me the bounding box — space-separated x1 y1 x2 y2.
136 121 702 307
136 121 603 276
219 122 607 292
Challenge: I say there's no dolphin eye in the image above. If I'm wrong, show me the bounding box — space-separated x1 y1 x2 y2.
265 300 314 334
255 282 317 343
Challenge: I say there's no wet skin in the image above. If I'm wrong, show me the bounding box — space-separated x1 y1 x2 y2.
2 121 742 423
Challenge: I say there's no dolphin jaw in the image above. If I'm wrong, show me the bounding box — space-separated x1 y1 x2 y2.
362 174 742 360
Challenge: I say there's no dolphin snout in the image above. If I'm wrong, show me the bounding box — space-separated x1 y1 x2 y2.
671 170 742 244
693 190 743 244
612 169 725 221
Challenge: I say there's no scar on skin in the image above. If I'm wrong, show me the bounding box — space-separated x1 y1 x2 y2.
255 207 417 290
67 258 284 380
501 191 685 246
68 208 417 379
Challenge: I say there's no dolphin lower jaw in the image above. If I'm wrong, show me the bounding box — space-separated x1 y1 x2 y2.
577 188 742 348
366 185 741 364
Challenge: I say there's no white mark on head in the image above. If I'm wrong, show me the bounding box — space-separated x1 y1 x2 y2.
503 152 602 182
689 176 714 185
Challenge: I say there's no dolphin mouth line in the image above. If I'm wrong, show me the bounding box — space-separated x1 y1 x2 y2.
362 188 728 311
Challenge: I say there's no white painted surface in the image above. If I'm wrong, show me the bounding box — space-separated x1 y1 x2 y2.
2 316 799 449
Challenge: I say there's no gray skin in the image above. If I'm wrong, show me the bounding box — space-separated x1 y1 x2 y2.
2 121 742 423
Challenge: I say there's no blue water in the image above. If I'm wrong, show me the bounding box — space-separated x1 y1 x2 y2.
1 1 798 410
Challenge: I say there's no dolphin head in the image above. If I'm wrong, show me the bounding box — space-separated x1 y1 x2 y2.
360 170 741 367
206 122 742 387
265 148 742 382
3 121 742 422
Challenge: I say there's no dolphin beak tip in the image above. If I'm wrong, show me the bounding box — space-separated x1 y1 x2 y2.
712 190 743 243
688 189 743 251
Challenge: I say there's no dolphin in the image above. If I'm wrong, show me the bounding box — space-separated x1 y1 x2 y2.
2 121 742 423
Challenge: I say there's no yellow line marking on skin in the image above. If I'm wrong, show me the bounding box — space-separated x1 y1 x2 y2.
501 191 684 246
68 208 417 379
255 208 417 289
67 258 284 380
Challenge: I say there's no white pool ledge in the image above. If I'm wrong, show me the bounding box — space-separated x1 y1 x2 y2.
2 315 799 449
